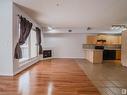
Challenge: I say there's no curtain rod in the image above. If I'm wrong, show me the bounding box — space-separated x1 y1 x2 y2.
17 14 41 31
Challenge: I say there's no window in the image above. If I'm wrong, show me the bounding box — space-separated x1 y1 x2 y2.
19 35 30 62
30 29 38 58
19 23 38 62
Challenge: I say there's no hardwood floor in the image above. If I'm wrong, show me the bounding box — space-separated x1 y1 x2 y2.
0 59 100 95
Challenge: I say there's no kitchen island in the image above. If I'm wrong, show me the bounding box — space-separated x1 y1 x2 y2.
84 49 103 64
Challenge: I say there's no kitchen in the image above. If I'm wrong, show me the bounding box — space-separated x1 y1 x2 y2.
83 34 121 63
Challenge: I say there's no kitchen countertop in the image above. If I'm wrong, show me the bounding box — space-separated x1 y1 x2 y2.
83 44 121 50
84 49 103 51
104 48 121 50
84 49 121 51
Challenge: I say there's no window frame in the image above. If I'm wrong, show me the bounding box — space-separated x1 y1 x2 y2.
18 22 39 63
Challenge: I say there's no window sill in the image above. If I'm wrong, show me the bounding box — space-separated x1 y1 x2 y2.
19 56 38 67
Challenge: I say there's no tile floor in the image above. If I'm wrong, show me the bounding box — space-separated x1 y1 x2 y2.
77 59 127 95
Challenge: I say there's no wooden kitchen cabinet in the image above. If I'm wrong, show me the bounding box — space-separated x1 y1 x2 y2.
86 35 121 45
116 50 121 60
87 36 97 44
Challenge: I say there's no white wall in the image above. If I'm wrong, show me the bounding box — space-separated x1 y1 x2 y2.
0 2 44 76
44 33 87 58
13 4 44 75
0 0 13 76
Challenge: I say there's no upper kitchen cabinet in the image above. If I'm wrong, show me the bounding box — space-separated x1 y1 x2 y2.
87 36 97 44
86 35 121 45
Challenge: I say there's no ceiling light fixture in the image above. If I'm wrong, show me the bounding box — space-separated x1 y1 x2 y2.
56 0 64 7
111 25 127 31
87 27 92 31
48 26 53 31
47 26 58 33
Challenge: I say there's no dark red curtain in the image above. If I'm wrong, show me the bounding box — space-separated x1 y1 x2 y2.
36 27 43 54
14 16 33 59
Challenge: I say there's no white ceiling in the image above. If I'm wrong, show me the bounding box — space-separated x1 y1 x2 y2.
13 0 127 29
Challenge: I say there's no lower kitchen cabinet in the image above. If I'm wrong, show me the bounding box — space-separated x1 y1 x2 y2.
116 50 121 60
